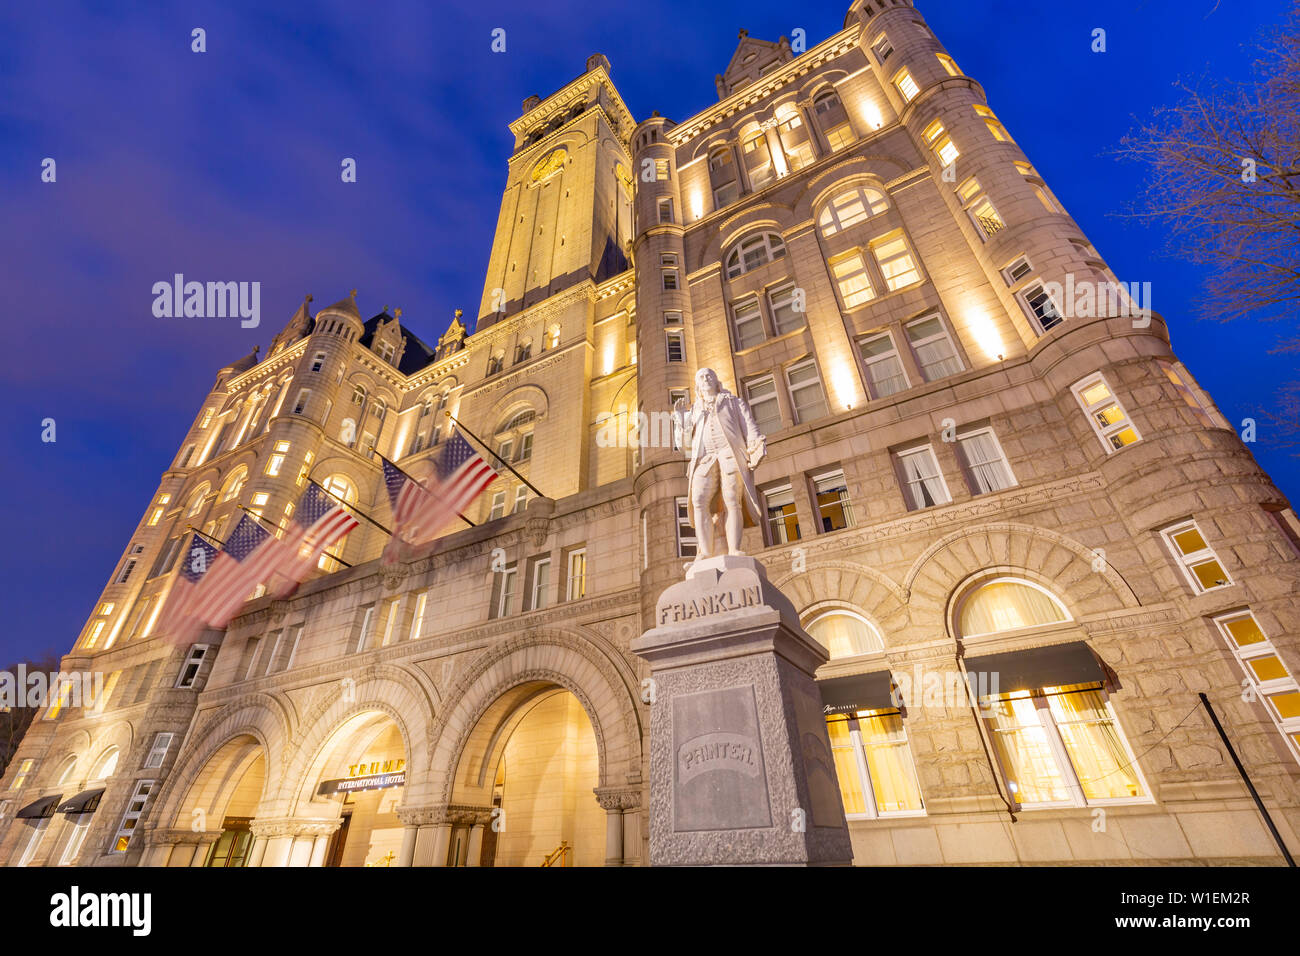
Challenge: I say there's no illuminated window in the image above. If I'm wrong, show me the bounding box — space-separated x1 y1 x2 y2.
1161 519 1231 592
808 611 883 659
858 331 909 399
745 375 782 437
84 620 106 649
199 408 215 429
897 445 950 510
741 132 773 189
146 493 170 526
983 683 1146 807
922 120 959 167
566 548 587 601
956 428 1016 494
725 232 786 278
937 53 960 75
777 112 815 171
786 359 829 424
296 450 314 488
872 233 921 291
266 440 290 476
10 758 34 790
824 123 855 151
826 708 924 817
960 579 1068 636
974 104 1012 143
91 747 119 779
1072 374 1140 452
220 466 248 502
1213 611 1300 765
892 68 919 102
818 185 889 236
675 498 697 558
904 314 963 381
763 484 800 545
731 299 764 350
812 469 855 532
112 779 156 852
654 159 669 181
956 177 1004 240
830 252 876 309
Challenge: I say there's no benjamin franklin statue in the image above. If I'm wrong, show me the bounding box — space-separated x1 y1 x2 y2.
672 368 767 560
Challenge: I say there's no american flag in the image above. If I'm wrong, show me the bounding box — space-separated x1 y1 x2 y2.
188 514 281 629
266 484 360 596
381 431 496 549
154 533 220 646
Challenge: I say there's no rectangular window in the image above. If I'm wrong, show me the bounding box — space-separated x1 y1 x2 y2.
974 104 1012 143
827 709 925 818
937 53 960 75
17 819 50 867
1073 374 1140 452
529 557 552 611
59 818 91 866
1002 256 1033 286
897 445 950 510
785 359 829 424
812 469 855 533
768 283 802 335
494 566 518 619
831 252 876 309
177 444 196 469
513 486 529 514
873 34 894 64
143 732 175 770
764 484 800 544
666 330 685 363
377 596 400 647
922 120 959 167
661 269 678 291
1158 360 1217 429
311 351 326 372
675 498 697 558
872 233 921 291
284 624 304 671
1213 611 1300 765
745 376 782 437
498 438 513 463
654 159 669 181
957 178 1004 240
84 620 106 649
176 645 209 689
265 440 290 476
957 428 1016 494
983 684 1145 807
1021 282 1064 333
905 315 963 381
292 389 311 415
859 331 909 399
489 490 506 521
732 300 765 350
112 780 156 852
1160 519 1231 592
663 310 682 326
824 123 855 152
713 180 739 209
355 604 375 653
241 636 262 681
893 68 919 102
657 198 674 224
10 758 34 790
565 548 587 601
116 559 137 585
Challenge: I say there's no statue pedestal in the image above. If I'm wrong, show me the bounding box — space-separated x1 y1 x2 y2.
630 555 853 866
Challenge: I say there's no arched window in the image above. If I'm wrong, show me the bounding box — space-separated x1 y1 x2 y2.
220 466 248 503
813 89 854 151
186 484 211 518
90 746 119 780
351 384 366 406
806 610 885 659
740 130 774 189
708 145 739 209
488 352 505 375
372 399 386 421
54 754 79 786
498 409 537 434
514 339 532 364
725 231 787 279
320 473 357 505
957 578 1069 637
818 185 890 236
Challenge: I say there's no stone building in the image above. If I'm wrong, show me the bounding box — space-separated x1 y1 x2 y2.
3 0 1298 867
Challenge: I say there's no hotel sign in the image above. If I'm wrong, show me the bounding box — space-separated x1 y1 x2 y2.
317 771 406 796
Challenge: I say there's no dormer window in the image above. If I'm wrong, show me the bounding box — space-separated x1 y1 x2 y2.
378 340 396 363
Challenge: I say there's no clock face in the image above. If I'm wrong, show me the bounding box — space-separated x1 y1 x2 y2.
530 147 567 182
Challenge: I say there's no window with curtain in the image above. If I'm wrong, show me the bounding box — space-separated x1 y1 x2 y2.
957 429 1015 494
806 611 882 658
984 684 1145 807
959 579 1068 636
826 709 924 817
897 446 949 510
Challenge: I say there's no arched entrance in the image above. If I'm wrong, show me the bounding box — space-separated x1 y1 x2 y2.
173 734 266 867
293 711 408 867
450 682 605 866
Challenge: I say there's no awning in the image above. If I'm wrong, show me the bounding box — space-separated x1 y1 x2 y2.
57 788 105 815
963 641 1105 695
819 670 895 715
16 794 62 819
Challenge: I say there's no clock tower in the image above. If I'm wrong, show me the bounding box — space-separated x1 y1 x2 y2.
476 54 637 329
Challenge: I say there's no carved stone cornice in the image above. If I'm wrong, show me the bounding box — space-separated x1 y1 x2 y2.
248 816 341 839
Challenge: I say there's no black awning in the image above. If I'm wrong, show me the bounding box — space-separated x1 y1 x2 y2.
16 794 62 819
819 670 895 715
964 641 1105 695
57 788 105 815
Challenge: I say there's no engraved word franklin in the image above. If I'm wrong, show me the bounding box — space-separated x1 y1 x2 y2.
657 583 761 625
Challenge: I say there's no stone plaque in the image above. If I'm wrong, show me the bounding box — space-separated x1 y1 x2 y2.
672 684 771 832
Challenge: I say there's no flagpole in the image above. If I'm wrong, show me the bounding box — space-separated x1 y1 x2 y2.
237 505 355 569
307 477 396 538
185 525 225 549
444 410 545 499
378 454 476 528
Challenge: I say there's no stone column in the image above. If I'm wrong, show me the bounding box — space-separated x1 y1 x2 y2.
430 824 452 867
630 555 853 866
595 787 642 866
395 813 420 868
249 817 339 867
465 823 485 867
